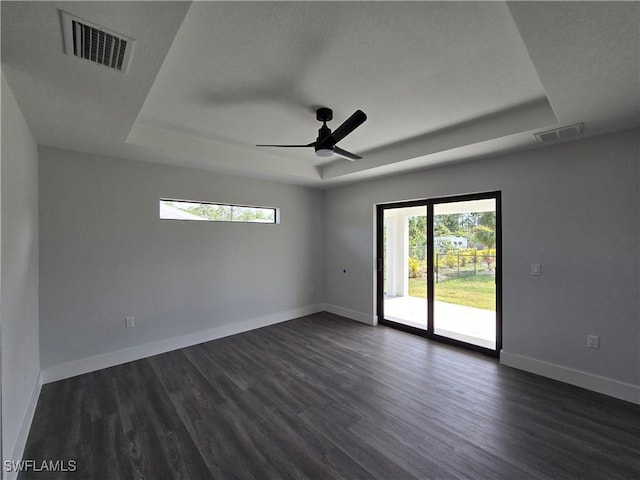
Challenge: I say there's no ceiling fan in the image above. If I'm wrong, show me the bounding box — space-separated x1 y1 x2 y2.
257 107 367 161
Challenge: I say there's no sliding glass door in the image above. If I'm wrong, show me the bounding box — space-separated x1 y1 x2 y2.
432 198 498 350
381 204 428 330
377 192 501 355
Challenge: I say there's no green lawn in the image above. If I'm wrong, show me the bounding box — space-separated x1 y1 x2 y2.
408 274 496 311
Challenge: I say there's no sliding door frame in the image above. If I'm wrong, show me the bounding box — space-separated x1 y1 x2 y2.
376 191 502 357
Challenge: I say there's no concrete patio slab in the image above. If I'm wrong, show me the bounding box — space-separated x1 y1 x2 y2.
383 295 496 349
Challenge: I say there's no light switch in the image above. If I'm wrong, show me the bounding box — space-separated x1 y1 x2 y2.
587 334 600 349
531 263 541 276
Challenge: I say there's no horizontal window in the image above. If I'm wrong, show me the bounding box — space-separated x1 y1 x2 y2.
160 199 277 224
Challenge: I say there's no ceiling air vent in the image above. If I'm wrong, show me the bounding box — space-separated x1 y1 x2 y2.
534 123 584 143
60 11 135 74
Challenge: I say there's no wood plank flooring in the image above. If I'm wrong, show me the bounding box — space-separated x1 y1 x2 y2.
21 313 640 479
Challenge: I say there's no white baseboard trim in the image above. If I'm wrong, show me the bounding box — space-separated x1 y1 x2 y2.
5 372 43 480
42 304 324 384
500 351 640 405
324 304 376 326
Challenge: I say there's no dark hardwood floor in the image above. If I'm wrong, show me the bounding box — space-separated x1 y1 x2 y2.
21 313 640 479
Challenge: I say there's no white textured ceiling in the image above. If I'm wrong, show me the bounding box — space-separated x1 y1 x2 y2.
2 1 638 188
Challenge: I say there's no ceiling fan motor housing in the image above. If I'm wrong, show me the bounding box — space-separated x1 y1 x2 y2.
315 127 335 156
316 124 333 144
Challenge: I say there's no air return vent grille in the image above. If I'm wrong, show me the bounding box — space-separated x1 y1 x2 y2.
60 11 135 73
534 123 584 143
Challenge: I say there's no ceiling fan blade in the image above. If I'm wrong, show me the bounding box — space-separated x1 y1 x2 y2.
333 146 361 161
256 142 315 148
325 110 367 144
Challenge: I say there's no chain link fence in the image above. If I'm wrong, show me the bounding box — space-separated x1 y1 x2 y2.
409 246 495 283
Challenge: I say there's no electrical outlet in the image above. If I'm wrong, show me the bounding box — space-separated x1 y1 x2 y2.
125 316 135 328
587 334 599 349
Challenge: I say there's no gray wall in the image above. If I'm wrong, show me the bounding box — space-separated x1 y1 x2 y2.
324 128 639 387
1 72 40 464
39 148 324 370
